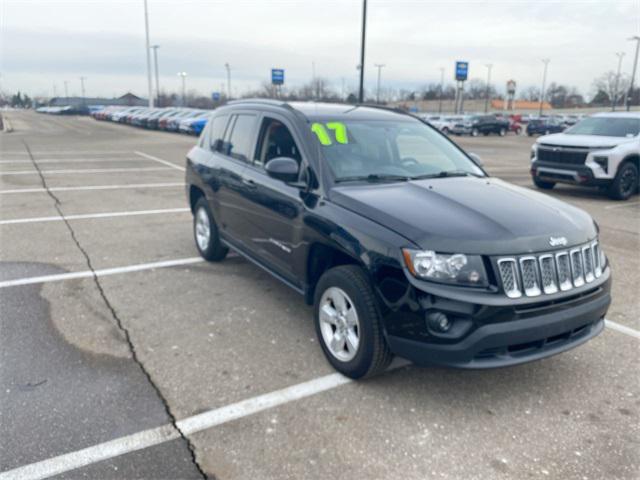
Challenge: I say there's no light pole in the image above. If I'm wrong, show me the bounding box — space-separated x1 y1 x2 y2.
151 45 160 106
225 63 232 100
539 58 550 116
178 72 187 107
64 81 69 98
374 63 385 104
484 63 493 113
612 51 625 111
358 0 367 103
625 36 640 111
143 0 154 107
79 76 86 107
438 68 444 113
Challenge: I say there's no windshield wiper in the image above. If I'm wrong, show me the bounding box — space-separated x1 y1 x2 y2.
335 174 409 183
410 170 483 180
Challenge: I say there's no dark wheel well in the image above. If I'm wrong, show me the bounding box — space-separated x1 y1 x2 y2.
189 185 205 213
305 244 359 304
622 154 640 171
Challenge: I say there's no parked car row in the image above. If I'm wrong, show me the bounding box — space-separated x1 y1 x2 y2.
91 106 212 135
420 112 589 137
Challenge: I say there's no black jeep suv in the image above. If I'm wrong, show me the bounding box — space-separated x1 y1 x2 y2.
185 100 611 379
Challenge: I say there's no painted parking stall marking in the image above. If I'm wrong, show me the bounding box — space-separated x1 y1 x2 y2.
0 182 184 195
0 208 190 225
134 151 186 172
0 257 204 289
1 166 176 176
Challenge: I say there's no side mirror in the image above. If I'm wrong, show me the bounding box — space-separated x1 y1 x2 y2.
265 157 299 183
468 152 484 167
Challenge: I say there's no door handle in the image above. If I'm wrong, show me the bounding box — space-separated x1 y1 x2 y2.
242 178 257 189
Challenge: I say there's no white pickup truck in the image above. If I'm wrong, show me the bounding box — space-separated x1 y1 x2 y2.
530 112 640 200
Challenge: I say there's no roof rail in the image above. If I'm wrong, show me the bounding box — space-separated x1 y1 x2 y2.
357 103 423 120
226 98 289 107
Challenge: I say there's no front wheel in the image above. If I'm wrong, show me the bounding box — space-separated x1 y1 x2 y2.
442 127 450 135
471 128 479 137
193 198 228 261
499 128 506 136
314 265 392 379
608 161 639 200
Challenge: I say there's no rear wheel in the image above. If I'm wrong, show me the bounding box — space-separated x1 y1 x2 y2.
533 176 555 190
442 127 450 135
314 265 392 379
607 161 639 200
471 128 479 137
499 128 506 136
193 197 228 261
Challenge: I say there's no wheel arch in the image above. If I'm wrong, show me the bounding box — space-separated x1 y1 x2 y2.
621 153 640 171
305 243 363 305
189 184 205 213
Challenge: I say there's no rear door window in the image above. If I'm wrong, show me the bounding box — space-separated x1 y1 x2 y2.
209 114 230 152
225 114 258 162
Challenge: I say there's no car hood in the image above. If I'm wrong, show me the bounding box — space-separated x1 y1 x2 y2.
330 177 596 255
537 133 637 148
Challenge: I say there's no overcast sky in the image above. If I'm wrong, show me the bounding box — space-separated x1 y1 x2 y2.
1 0 639 99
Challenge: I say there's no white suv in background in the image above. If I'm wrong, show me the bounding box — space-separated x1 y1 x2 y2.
530 112 640 200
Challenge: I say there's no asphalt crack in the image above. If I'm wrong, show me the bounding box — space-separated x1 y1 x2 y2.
22 141 209 480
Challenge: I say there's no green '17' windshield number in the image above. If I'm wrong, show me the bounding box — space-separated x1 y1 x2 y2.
311 122 348 146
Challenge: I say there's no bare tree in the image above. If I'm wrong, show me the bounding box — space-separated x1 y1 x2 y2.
592 71 630 106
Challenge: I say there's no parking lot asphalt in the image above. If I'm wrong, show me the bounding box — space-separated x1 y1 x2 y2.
1 111 638 480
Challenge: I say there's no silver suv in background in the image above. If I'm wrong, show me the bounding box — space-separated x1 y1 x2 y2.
530 112 640 200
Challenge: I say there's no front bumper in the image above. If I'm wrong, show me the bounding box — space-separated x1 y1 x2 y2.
531 161 610 187
383 273 611 369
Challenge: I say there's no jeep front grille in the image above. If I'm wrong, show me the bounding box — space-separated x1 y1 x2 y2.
497 241 602 298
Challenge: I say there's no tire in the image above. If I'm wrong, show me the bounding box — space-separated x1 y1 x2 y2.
471 128 479 137
545 130 551 135
607 161 639 200
313 265 393 379
533 176 555 190
442 127 450 135
499 128 506 137
193 197 228 261
527 131 533 137
515 127 522 135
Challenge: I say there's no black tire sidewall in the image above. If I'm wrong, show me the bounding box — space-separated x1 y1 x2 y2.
609 162 639 200
313 266 384 378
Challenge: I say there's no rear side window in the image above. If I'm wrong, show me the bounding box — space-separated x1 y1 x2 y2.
226 114 258 162
209 114 230 152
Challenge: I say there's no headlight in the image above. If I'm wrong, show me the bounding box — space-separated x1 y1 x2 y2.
402 249 488 287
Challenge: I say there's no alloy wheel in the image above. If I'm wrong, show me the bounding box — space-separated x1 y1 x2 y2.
195 207 211 252
319 287 360 362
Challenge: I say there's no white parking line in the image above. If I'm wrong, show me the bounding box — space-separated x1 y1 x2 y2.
134 151 186 172
0 208 190 225
1 150 133 155
1 167 175 176
0 257 204 289
604 200 640 210
605 319 640 339
0 183 184 195
0 158 152 164
0 363 414 480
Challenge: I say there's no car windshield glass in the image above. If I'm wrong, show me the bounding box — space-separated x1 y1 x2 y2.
566 117 640 137
311 119 485 182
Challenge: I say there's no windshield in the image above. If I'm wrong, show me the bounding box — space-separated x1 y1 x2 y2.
566 117 640 137
311 119 485 182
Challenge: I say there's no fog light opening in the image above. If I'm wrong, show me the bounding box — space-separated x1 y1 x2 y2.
426 311 452 333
